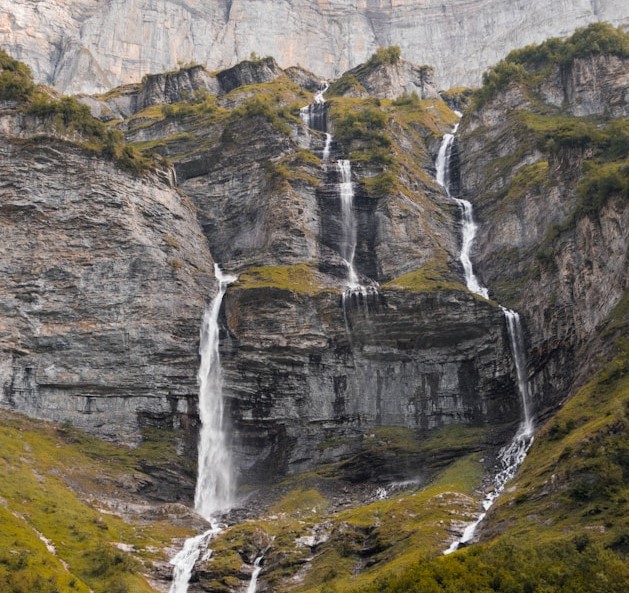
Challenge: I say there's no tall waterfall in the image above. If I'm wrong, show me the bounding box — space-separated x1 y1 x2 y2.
436 122 535 553
169 264 237 592
194 264 238 516
502 308 534 436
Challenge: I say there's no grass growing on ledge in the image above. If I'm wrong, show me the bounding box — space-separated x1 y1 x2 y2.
383 259 467 293
236 264 330 295
270 488 328 516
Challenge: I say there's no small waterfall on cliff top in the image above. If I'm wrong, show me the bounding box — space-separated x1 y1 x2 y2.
300 81 329 132
169 264 237 592
300 84 376 306
436 121 534 553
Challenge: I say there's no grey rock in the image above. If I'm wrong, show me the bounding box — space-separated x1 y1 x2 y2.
0 111 215 445
2 0 627 94
457 52 629 415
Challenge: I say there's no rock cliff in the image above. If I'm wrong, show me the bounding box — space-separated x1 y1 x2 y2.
457 27 629 415
0 53 525 489
0 107 215 445
1 0 627 94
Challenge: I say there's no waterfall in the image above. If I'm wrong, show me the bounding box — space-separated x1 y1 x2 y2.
337 159 360 290
169 264 237 592
168 527 219 593
246 556 264 593
437 122 534 553
194 264 238 516
323 132 332 161
300 83 376 321
299 81 329 132
502 308 534 435
435 129 488 299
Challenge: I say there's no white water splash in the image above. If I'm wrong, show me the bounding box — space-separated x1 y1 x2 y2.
169 527 219 593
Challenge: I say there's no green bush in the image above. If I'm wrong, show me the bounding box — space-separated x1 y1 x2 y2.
0 49 35 101
333 107 388 147
352 539 629 593
367 46 402 67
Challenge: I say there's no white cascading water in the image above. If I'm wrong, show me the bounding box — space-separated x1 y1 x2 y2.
169 264 237 592
337 159 360 290
300 84 376 324
435 127 488 299
322 132 332 162
299 81 329 132
436 121 534 554
246 556 264 593
194 264 238 516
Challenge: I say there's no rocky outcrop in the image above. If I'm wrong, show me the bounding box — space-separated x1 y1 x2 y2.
81 58 286 120
0 109 215 444
332 58 439 100
539 53 629 117
1 0 627 94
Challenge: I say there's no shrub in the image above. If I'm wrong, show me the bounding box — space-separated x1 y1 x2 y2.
0 49 35 101
368 46 402 66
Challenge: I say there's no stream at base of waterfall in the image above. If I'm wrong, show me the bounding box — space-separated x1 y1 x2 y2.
436 118 535 553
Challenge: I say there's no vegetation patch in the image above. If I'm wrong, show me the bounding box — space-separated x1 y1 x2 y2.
1 50 159 174
383 258 467 293
0 411 198 593
237 264 329 295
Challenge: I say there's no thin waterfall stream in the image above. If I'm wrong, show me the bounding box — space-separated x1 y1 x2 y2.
300 83 376 305
168 264 237 592
436 120 535 553
246 556 264 593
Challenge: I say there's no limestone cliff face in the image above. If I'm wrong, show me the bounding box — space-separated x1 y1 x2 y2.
0 56 524 485
1 0 627 94
457 51 629 414
133 62 521 480
0 109 215 444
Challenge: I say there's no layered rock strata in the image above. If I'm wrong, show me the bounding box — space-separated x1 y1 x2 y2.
0 110 215 444
458 51 629 414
